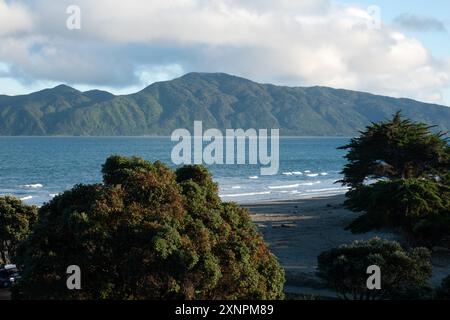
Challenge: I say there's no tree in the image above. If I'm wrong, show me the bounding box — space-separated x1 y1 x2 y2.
339 113 450 244
339 112 449 187
345 179 450 236
13 156 284 300
317 238 432 300
0 197 38 264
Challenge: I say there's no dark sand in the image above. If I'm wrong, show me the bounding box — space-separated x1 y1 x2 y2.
244 194 450 297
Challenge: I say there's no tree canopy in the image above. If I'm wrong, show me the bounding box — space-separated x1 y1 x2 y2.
339 112 449 187
13 155 284 300
0 196 37 264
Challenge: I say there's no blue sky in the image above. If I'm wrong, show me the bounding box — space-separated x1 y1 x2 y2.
0 0 449 106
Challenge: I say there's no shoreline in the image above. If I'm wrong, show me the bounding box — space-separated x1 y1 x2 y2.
236 191 347 205
225 189 349 206
243 194 450 297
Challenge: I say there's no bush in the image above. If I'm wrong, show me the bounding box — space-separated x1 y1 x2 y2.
345 179 450 245
0 196 38 264
317 238 432 300
13 156 284 300
436 275 450 300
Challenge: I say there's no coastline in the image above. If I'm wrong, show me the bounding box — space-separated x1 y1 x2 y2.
244 194 450 297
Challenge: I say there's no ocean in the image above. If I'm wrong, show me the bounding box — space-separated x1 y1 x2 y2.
0 137 350 205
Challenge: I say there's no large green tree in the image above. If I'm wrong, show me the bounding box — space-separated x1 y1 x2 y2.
13 156 284 300
340 112 449 187
339 113 450 244
0 196 38 264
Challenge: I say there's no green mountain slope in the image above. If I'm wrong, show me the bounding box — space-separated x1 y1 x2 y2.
0 73 449 136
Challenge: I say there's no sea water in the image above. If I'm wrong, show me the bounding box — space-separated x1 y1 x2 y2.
0 137 349 205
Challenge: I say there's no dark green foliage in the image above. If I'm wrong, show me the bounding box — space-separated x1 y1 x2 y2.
436 275 450 300
13 156 284 300
102 154 159 185
317 238 432 300
340 112 449 187
345 179 450 237
0 197 38 264
410 215 450 247
340 113 450 245
1 73 450 136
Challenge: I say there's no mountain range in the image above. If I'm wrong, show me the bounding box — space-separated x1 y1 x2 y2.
0 72 449 136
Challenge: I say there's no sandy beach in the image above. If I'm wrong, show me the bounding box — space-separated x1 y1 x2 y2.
244 194 450 297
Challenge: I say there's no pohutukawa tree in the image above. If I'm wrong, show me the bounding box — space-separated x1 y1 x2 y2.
339 112 450 245
13 156 285 300
0 196 38 264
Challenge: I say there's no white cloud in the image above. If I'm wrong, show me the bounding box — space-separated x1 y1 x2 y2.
0 0 449 105
0 0 33 36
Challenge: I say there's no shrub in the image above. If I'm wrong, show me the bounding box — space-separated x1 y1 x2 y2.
317 238 432 300
345 179 450 245
13 156 284 300
436 275 450 300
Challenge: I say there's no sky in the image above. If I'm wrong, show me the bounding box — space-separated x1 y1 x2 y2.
0 0 449 106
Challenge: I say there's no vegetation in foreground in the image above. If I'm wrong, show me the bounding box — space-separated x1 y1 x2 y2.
436 275 450 300
10 156 284 300
317 238 433 300
0 197 37 265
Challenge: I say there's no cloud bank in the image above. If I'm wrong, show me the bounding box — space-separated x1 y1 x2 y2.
0 0 449 105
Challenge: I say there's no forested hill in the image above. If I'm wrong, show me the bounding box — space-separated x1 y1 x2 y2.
1 72 449 136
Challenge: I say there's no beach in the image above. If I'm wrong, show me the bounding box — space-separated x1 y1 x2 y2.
244 194 450 297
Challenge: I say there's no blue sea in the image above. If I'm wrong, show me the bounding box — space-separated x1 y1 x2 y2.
0 137 349 205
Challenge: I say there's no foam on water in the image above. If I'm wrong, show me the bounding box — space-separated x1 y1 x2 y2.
268 184 300 190
306 173 319 177
298 181 322 186
22 184 43 189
